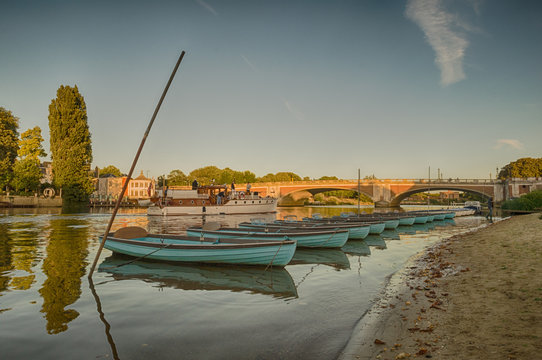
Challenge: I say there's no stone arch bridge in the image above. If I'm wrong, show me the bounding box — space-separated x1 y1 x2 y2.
246 178 542 207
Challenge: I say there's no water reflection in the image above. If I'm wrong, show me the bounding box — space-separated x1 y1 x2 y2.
341 240 371 257
290 249 350 270
363 235 387 249
99 255 297 300
39 217 89 334
0 223 11 296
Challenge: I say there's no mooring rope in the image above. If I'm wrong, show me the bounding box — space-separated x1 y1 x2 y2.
100 237 173 270
263 240 285 272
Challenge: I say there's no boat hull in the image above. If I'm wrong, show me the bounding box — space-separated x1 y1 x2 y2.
398 217 416 226
147 199 277 216
368 222 386 234
185 228 349 248
104 234 295 267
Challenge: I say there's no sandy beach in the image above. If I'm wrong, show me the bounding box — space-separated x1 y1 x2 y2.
340 213 542 360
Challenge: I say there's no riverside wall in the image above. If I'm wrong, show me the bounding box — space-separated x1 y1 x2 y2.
0 195 62 207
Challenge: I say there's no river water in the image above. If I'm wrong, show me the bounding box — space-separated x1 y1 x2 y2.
0 206 488 359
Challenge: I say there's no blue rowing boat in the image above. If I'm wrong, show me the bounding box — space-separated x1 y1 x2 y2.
104 227 296 267
186 226 349 248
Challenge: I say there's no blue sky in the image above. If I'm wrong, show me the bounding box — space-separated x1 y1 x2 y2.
1 0 541 180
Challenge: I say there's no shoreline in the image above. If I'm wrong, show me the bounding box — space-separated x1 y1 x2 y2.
340 213 542 360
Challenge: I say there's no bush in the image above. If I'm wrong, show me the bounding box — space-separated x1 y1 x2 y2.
501 190 542 211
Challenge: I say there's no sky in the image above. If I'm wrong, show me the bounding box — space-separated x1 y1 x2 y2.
1 0 541 180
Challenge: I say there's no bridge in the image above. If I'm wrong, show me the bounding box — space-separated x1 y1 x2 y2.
246 178 542 207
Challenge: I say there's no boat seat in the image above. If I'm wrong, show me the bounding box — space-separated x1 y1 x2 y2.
114 226 148 239
202 222 221 231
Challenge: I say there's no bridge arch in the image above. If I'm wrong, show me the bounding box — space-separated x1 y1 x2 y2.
389 186 492 207
278 187 375 206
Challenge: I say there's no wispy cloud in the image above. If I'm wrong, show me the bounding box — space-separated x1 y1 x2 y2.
494 139 525 150
241 54 258 72
196 0 218 16
283 99 305 121
405 0 470 86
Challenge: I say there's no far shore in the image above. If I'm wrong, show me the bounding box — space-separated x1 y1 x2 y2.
340 213 542 360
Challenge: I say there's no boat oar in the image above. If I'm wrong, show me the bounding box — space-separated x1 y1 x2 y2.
88 51 186 278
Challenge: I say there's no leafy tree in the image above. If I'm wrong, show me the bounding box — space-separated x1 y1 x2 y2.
0 107 19 191
319 176 338 180
99 165 122 178
12 127 46 192
189 166 222 185
256 172 301 182
363 174 378 180
48 85 93 202
498 158 542 179
167 169 188 186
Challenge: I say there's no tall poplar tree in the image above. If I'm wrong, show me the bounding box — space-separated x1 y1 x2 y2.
0 107 19 191
48 85 93 202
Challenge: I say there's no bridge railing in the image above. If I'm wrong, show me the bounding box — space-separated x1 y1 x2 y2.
249 179 497 186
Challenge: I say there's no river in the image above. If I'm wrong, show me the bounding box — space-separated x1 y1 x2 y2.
0 206 488 359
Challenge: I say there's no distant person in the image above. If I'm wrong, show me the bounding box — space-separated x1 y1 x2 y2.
217 191 224 205
486 197 494 222
246 182 251 194
192 179 198 190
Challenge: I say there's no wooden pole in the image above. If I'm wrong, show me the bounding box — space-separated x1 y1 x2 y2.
88 51 186 278
357 168 361 217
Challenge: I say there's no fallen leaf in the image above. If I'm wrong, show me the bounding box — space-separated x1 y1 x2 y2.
374 339 386 345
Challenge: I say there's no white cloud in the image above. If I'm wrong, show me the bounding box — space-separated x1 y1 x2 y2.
241 54 258 72
283 99 305 121
196 0 218 16
494 139 525 150
405 0 470 86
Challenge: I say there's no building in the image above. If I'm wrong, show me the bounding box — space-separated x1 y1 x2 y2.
439 191 460 200
39 161 53 184
94 171 154 201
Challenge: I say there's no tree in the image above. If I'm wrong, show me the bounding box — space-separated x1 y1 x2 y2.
319 176 338 180
48 85 93 202
256 172 301 182
12 127 47 192
167 169 188 185
0 107 19 191
99 165 122 178
498 158 542 179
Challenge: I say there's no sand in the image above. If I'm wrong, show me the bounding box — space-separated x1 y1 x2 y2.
340 213 542 360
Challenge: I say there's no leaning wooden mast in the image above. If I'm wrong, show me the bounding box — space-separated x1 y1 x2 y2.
88 51 186 278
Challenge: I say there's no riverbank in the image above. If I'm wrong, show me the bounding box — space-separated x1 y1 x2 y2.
341 213 542 360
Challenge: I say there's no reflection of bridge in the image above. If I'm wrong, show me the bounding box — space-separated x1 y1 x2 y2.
247 178 542 207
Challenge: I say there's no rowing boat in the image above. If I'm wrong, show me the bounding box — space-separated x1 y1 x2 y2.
186 225 349 248
104 226 296 267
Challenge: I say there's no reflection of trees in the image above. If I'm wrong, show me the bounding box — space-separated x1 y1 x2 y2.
39 219 89 334
0 224 12 294
8 223 40 290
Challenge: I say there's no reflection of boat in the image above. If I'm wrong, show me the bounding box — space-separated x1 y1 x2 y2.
363 235 387 249
289 249 350 270
104 227 296 267
435 219 456 227
341 240 371 256
186 226 349 248
147 185 277 216
98 256 298 299
380 229 400 240
409 222 436 232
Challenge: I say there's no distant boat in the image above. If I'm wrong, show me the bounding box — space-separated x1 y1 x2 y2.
147 185 277 216
104 226 296 267
186 225 349 248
